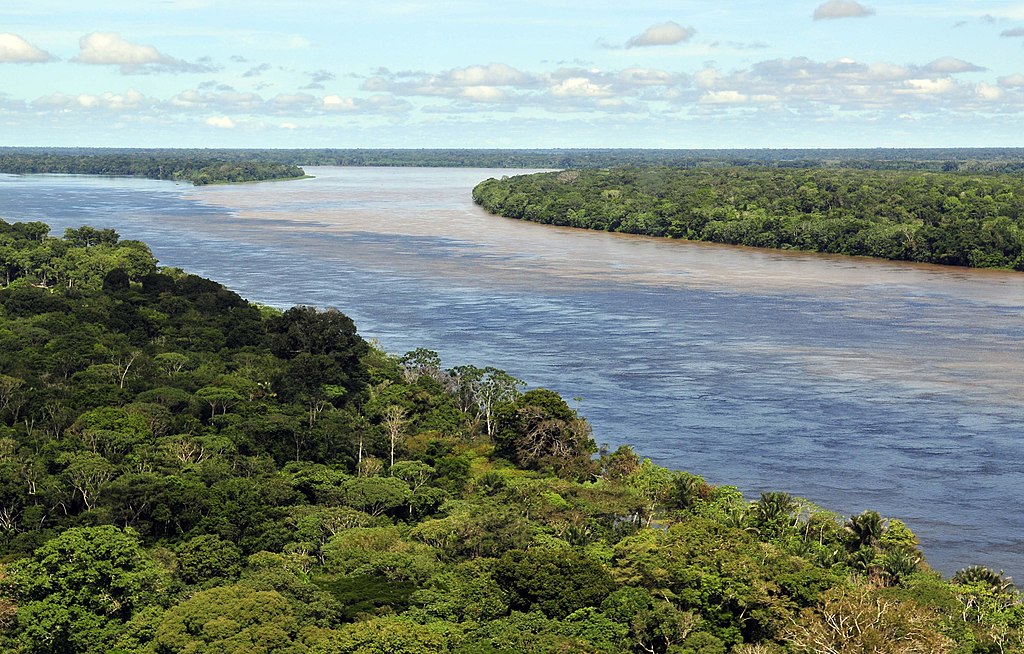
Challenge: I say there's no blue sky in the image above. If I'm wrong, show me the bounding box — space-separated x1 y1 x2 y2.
2 0 1024 148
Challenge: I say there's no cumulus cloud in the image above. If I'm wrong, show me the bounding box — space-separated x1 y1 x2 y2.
243 63 272 78
924 57 986 74
301 69 336 90
998 73 1024 87
72 32 214 74
363 63 538 103
898 78 956 95
813 0 875 20
701 90 749 104
1001 27 1024 37
271 93 316 108
170 89 265 111
625 22 695 48
976 83 1003 100
205 116 235 128
33 90 153 111
323 94 410 113
550 77 613 98
309 69 335 83
673 54 1024 119
0 33 54 63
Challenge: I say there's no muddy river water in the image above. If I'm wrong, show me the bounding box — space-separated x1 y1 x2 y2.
2 166 1022 578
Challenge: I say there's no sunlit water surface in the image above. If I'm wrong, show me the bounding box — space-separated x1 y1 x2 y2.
2 167 1022 578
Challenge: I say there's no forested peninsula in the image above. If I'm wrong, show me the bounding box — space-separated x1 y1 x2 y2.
0 218 1022 653
473 167 1024 270
0 151 306 186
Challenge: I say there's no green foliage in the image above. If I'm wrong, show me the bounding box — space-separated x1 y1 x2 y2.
314 575 417 622
493 388 597 479
0 151 305 185
493 547 616 619
175 534 244 584
1 525 165 654
0 221 1020 653
474 166 1024 270
150 584 308 653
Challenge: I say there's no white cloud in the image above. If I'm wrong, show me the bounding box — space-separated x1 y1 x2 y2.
205 115 235 128
0 33 54 63
625 22 695 48
447 63 529 86
32 90 153 111
998 73 1024 88
271 93 316 108
1000 27 1024 37
363 63 537 100
170 89 263 111
323 94 410 113
680 55 1023 117
243 63 272 77
323 95 356 111
701 90 748 104
900 79 956 95
976 83 1003 100
460 86 507 102
550 77 613 98
72 32 214 73
813 0 875 20
74 32 171 66
618 67 676 86
924 57 985 74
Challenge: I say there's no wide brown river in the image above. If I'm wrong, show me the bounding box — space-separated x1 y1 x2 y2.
2 166 1022 578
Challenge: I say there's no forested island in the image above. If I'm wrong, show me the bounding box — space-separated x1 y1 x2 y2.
473 167 1024 270
0 151 306 186
0 218 1021 653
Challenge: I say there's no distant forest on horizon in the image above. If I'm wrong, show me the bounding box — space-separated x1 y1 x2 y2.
5 146 1024 173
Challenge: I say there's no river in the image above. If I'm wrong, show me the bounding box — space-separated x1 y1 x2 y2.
1 166 1022 578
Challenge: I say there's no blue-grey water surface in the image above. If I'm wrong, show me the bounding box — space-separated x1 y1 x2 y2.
1 167 1022 578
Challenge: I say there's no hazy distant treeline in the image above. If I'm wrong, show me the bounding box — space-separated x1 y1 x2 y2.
0 151 305 185
5 146 1024 173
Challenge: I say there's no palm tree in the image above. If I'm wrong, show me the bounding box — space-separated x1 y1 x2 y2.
750 491 798 538
846 510 885 549
952 566 1015 594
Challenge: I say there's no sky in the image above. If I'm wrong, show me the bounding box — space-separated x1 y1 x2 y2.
2 0 1024 149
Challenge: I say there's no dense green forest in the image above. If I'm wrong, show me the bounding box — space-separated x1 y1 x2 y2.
0 219 1021 653
6 146 1024 172
473 167 1024 270
0 152 306 186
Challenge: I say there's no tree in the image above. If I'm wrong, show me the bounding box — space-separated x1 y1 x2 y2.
382 404 407 467
310 616 454 654
749 491 798 539
494 547 616 619
175 534 244 584
0 525 165 654
847 510 885 553
58 451 115 512
494 388 596 478
151 584 307 654
338 477 411 517
625 458 674 526
194 385 245 418
786 585 954 654
476 367 524 437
